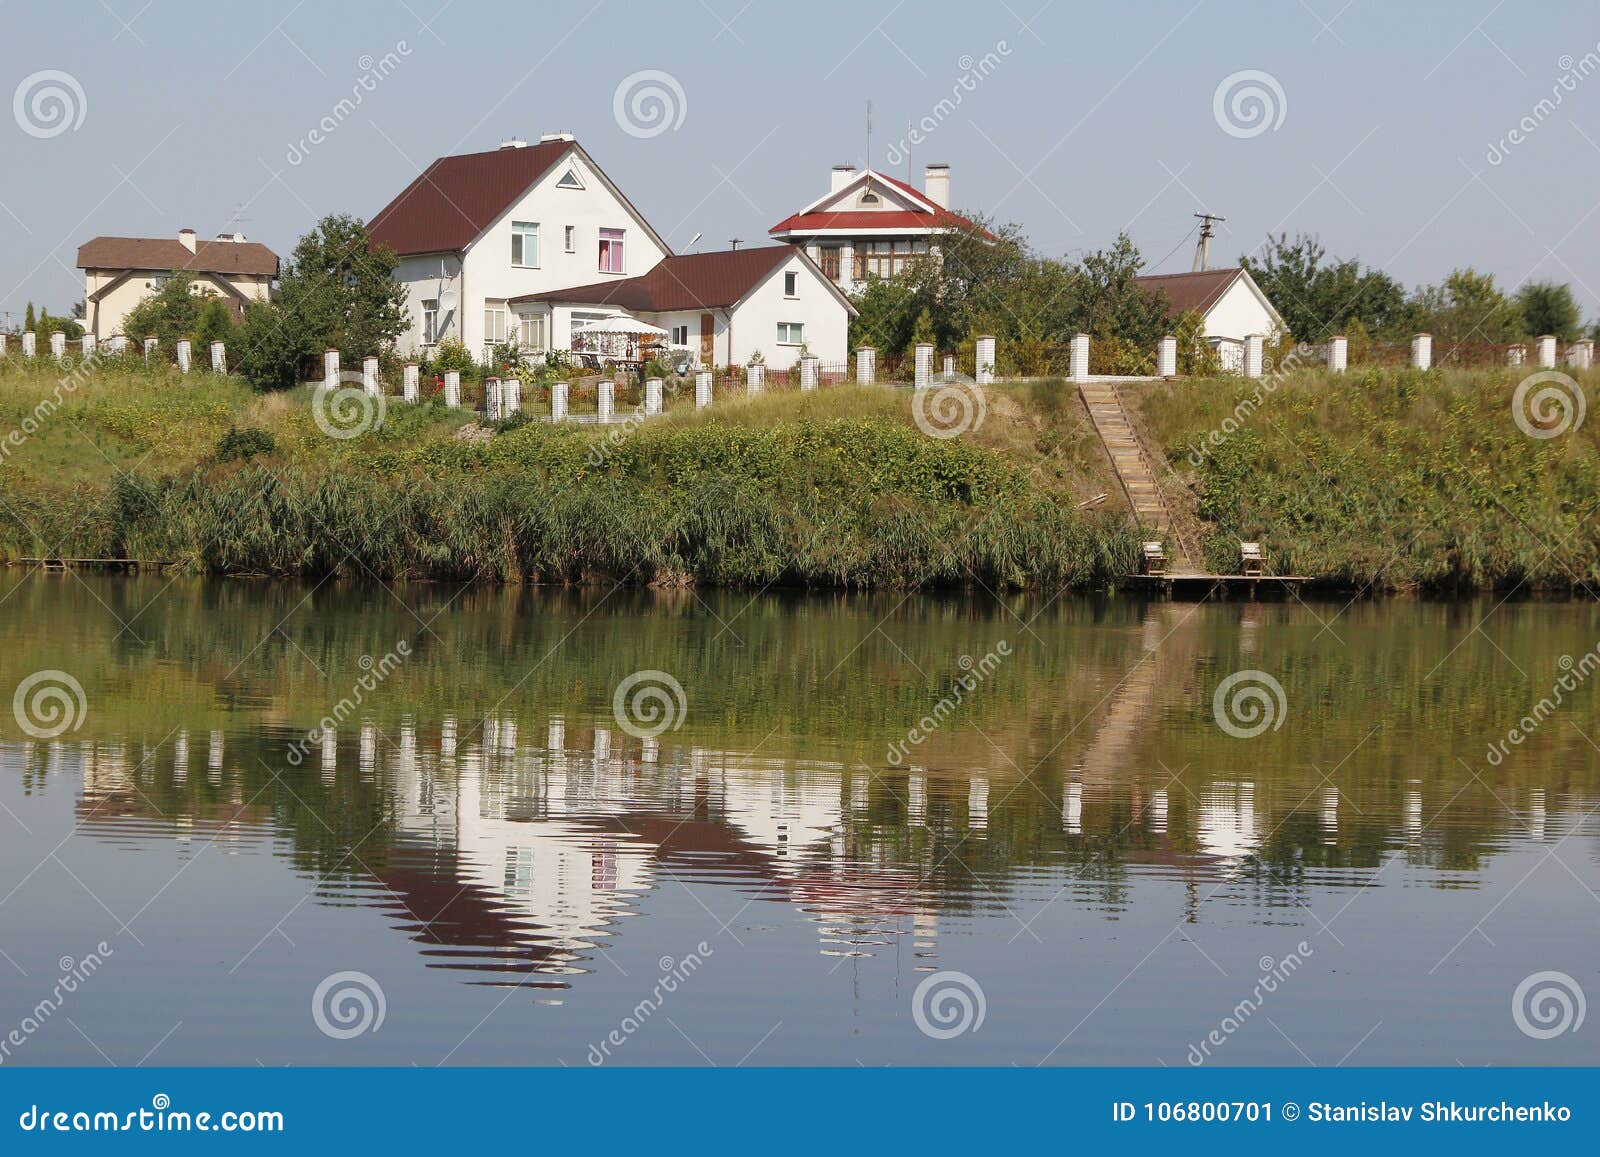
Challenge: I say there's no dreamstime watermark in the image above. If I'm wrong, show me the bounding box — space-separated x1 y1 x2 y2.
886 641 1011 766
312 370 387 439
13 70 86 139
1 347 112 464
912 380 987 439
883 42 1013 168
585 943 713 1065
612 70 687 138
912 970 986 1039
1186 943 1313 1065
586 384 684 466
286 43 412 165
611 670 687 739
1211 669 1287 739
1213 69 1286 139
285 641 411 766
1184 341 1321 466
1511 370 1586 439
1485 643 1600 766
311 970 386 1039
0 943 113 1065
1486 48 1600 165
1512 970 1585 1039
11 670 87 739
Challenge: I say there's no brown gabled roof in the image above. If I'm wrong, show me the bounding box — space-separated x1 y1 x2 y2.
1132 267 1245 318
367 140 574 256
76 236 279 277
510 245 797 312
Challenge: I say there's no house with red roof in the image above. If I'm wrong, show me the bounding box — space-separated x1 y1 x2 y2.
1132 266 1287 370
76 229 279 342
768 163 986 292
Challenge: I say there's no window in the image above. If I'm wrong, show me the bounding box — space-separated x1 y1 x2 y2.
564 225 576 253
784 271 798 297
511 221 539 267
851 239 930 280
516 312 545 349
819 247 841 280
670 324 689 346
422 299 440 344
858 189 880 205
598 228 625 273
777 322 804 345
483 300 508 344
555 167 584 189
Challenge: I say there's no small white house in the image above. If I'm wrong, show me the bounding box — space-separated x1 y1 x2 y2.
512 244 854 370
1133 267 1287 369
368 134 673 360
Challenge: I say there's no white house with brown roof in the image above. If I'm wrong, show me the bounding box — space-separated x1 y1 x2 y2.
1133 267 1286 369
75 229 279 341
367 133 673 360
769 163 988 292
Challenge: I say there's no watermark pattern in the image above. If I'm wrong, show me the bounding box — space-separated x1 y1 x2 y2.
912 381 987 439
1512 970 1586 1039
286 43 412 165
883 41 1013 168
1213 69 1287 139
886 641 1011 766
285 642 411 766
1184 341 1321 466
611 670 688 739
12 670 87 739
1486 645 1600 766
1486 48 1600 165
0 943 113 1065
612 70 687 138
13 70 87 139
1212 669 1287 739
313 370 387 440
1512 370 1586 439
586 943 713 1065
312 971 386 1039
1186 943 1313 1065
912 970 986 1039
17 1096 284 1133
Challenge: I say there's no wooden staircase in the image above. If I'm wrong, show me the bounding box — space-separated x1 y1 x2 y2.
1078 381 1191 571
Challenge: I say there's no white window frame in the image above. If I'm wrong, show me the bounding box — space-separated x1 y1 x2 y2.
515 311 545 350
422 298 440 345
598 228 625 274
670 324 689 346
777 322 804 346
564 225 576 253
483 300 509 345
511 221 539 268
783 271 798 298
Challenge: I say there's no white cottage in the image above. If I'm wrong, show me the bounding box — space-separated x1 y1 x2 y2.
1133 267 1287 369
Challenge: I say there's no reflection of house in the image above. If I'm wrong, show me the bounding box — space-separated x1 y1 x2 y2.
76 230 278 341
1132 267 1286 369
769 163 988 292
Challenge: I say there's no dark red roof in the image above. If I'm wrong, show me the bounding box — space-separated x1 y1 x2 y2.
1133 268 1245 318
510 245 796 312
76 236 278 277
770 170 985 236
368 141 573 256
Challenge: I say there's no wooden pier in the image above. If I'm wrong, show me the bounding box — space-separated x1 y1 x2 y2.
12 557 164 574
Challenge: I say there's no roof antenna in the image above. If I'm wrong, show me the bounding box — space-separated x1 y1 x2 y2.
687 231 702 252
1193 212 1226 271
728 238 742 250
865 98 873 168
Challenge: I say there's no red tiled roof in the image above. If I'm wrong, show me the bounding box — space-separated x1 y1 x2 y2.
770 169 986 236
76 236 279 277
510 245 796 312
1132 268 1245 318
367 140 573 256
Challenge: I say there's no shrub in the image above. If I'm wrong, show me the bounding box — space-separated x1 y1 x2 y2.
215 426 277 462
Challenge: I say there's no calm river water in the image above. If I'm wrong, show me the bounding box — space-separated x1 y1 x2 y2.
1 574 1596 1066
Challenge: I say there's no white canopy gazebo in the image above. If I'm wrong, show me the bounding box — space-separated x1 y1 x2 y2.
569 316 667 366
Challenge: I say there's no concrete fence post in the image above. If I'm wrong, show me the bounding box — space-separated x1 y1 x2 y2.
975 335 996 385
644 378 663 416
50 332 65 359
403 363 419 403
81 333 97 358
1157 335 1177 378
107 335 126 356
800 355 819 391
176 339 191 373
695 369 713 407
503 377 521 415
1537 335 1558 368
1069 333 1090 380
484 376 502 421
597 380 614 424
1244 333 1265 378
551 380 568 421
1507 344 1525 367
21 331 36 358
914 342 934 388
747 362 764 395
856 346 876 385
443 370 461 409
1328 335 1348 373
324 349 340 389
212 341 227 374
942 353 956 380
361 355 379 396
144 336 156 361
1579 339 1596 370
0 334 7 356
1410 333 1432 371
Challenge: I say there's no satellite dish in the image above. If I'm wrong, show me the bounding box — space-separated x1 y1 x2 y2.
436 279 458 311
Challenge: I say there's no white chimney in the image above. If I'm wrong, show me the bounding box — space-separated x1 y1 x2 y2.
500 137 529 149
538 131 575 143
178 228 197 253
830 164 856 193
923 163 950 209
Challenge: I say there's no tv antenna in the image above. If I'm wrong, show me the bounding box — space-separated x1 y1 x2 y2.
686 231 702 252
1192 212 1226 271
728 237 742 250
865 99 873 167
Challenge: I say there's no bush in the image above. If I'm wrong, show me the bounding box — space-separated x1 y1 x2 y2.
215 426 277 462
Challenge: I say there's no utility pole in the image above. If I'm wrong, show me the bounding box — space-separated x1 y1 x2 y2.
1192 212 1226 272
865 99 873 168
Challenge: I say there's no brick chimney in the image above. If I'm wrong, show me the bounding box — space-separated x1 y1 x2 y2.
923 163 950 209
178 228 197 253
830 164 856 193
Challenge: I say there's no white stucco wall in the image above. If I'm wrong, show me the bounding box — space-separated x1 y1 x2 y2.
716 252 850 368
1199 278 1283 343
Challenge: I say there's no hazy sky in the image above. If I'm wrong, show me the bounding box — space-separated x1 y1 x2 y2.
5 0 1600 325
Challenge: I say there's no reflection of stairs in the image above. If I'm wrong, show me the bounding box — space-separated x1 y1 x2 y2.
1079 381 1190 570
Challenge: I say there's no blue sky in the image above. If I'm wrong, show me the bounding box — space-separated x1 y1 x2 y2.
4 0 1600 325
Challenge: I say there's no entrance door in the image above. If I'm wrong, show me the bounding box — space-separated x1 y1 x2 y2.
699 313 715 367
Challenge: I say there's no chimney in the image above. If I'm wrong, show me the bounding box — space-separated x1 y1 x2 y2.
923 163 950 209
500 137 529 149
830 164 856 193
538 131 575 143
178 228 197 253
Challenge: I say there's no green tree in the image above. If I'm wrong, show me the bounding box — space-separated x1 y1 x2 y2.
23 302 35 331
123 273 205 359
1242 233 1410 340
193 296 235 360
1515 281 1581 341
1411 268 1522 344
